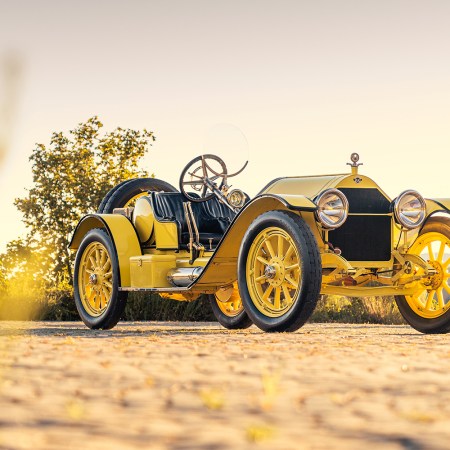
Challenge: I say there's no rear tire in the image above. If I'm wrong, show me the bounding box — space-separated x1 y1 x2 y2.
98 178 178 213
74 228 127 329
208 293 253 330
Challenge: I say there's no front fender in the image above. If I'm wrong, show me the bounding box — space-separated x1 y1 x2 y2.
426 198 450 215
192 194 318 290
69 214 141 287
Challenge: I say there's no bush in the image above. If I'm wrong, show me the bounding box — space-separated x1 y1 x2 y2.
311 295 405 324
123 293 216 322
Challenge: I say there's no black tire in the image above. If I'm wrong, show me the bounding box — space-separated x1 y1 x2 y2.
208 294 253 330
238 210 322 332
395 217 450 334
98 178 178 213
97 179 135 213
74 228 128 329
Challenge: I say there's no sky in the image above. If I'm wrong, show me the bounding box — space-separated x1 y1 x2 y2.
0 0 449 252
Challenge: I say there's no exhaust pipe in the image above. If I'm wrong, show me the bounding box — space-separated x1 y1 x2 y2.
167 267 203 287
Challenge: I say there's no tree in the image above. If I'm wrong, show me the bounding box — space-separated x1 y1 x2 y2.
14 117 154 282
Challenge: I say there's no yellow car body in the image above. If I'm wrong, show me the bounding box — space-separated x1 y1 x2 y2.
70 154 450 333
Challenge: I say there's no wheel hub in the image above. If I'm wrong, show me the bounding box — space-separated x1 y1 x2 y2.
264 265 276 279
89 274 98 285
427 260 443 290
265 258 285 287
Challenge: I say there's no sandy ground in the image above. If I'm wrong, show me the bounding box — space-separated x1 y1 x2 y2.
0 322 450 450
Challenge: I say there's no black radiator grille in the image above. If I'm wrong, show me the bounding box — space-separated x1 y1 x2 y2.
328 189 392 262
338 188 391 214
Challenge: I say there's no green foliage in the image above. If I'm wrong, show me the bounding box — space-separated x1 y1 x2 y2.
0 117 155 320
311 295 405 325
14 116 154 281
124 294 216 322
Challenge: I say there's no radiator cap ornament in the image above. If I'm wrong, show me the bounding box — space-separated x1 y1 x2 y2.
347 153 363 173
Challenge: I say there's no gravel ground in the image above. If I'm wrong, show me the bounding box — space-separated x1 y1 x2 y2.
0 321 449 450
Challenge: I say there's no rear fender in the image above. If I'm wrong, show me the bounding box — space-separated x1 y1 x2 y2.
69 214 141 286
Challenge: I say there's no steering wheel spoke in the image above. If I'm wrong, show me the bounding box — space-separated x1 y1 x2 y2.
179 154 227 202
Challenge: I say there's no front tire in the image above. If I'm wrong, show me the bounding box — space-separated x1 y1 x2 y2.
395 217 450 334
238 211 322 332
74 228 127 329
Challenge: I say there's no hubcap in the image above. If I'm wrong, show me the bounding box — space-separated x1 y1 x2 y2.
246 227 301 318
78 242 114 317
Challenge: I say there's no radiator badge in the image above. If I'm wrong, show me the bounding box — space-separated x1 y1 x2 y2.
353 177 362 184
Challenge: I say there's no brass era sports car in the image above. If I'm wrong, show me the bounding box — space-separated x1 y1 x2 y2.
70 153 450 333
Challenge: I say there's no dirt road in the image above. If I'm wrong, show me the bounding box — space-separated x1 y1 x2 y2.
1 322 449 450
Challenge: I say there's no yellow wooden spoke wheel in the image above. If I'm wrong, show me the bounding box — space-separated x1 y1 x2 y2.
74 229 128 329
209 286 252 329
217 294 244 317
395 217 450 333
238 211 321 332
78 241 114 317
405 232 450 318
246 227 301 318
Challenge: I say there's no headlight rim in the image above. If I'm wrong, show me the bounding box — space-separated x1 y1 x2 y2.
314 188 349 230
393 189 427 230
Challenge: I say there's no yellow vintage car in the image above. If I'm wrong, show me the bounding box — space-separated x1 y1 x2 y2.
70 153 450 333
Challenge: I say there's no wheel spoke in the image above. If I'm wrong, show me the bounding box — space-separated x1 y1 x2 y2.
427 243 434 261
437 288 444 308
274 287 281 309
443 258 450 269
285 263 299 272
281 283 292 303
95 248 101 266
104 271 112 279
103 259 111 271
262 285 274 302
201 185 208 198
443 283 450 296
100 249 106 267
94 292 101 309
425 291 434 310
285 274 298 289
284 245 294 262
255 274 266 283
101 286 110 304
264 238 276 259
277 235 284 259
89 256 96 269
257 256 270 266
103 280 113 290
437 241 445 262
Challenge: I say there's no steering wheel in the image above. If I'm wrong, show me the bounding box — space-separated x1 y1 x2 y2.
179 154 227 202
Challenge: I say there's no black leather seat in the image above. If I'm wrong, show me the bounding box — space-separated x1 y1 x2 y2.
149 192 237 249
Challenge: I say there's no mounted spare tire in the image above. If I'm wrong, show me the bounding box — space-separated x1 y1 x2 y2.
97 178 178 213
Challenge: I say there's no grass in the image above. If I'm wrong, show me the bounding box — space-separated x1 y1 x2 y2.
0 284 404 325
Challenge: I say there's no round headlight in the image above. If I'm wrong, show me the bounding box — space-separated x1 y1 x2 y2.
393 190 426 230
314 189 349 229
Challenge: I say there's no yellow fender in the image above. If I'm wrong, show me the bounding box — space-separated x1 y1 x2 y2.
426 198 450 215
69 214 141 287
192 193 318 290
